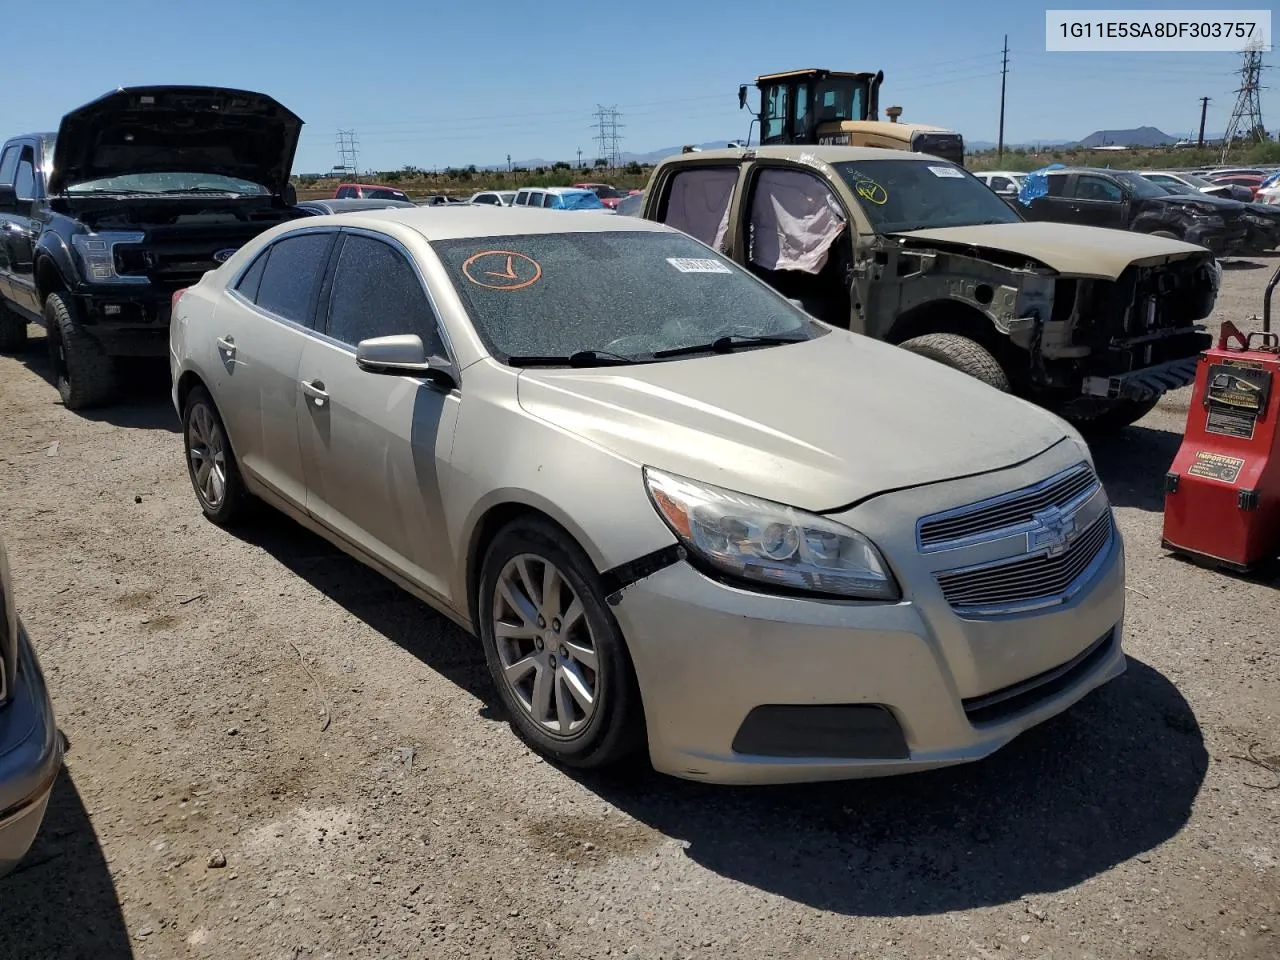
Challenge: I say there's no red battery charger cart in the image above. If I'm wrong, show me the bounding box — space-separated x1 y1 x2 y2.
1161 264 1280 573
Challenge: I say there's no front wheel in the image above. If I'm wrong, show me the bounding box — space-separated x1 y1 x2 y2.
183 386 249 525
898 332 1011 392
44 293 117 409
477 518 646 770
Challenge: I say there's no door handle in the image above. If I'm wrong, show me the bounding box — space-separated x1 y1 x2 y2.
300 379 329 407
216 335 236 358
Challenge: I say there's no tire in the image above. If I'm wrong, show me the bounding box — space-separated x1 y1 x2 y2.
898 332 1011 392
477 517 646 770
1150 230 1179 240
182 385 249 525
0 303 27 353
44 293 117 409
1066 396 1162 434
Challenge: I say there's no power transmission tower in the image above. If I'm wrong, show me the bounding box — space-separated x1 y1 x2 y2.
1221 40 1267 160
335 129 360 179
591 105 624 168
997 35 1009 162
1197 96 1210 148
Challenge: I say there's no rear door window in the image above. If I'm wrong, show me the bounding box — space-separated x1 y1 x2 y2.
250 232 334 326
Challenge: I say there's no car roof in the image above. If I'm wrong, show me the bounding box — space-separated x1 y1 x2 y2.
287 205 675 241
657 144 952 165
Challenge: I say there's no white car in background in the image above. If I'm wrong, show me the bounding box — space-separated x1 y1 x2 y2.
973 171 1026 200
469 190 517 207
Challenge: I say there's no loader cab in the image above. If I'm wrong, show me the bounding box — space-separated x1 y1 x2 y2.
741 67 966 167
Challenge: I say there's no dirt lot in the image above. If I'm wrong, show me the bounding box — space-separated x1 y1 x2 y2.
1 259 1278 960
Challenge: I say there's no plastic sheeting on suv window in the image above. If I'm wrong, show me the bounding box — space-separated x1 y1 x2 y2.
662 167 736 250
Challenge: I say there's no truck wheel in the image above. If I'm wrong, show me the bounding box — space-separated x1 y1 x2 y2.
44 293 118 409
1067 396 1162 433
0 303 27 353
898 333 1011 392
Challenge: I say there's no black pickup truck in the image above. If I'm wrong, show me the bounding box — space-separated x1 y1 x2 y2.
0 86 307 408
1018 167 1250 257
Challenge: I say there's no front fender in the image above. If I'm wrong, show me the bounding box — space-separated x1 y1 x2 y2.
33 234 79 300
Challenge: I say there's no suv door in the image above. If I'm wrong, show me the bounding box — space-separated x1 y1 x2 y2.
216 228 337 509
1066 173 1128 229
298 229 459 603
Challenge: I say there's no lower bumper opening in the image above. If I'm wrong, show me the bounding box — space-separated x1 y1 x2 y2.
962 627 1118 727
731 704 909 760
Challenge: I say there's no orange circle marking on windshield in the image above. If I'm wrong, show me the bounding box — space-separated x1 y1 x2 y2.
855 180 887 205
462 250 543 290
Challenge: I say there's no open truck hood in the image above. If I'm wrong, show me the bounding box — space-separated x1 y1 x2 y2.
48 86 302 196
516 332 1072 513
888 221 1208 280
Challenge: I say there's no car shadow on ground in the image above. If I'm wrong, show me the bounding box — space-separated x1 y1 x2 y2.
573 656 1207 917
10 328 178 433
225 509 493 704
1088 424 1183 511
226 511 1207 918
0 765 132 958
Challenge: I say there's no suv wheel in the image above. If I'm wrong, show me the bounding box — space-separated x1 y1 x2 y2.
0 303 27 353
477 518 646 770
182 386 249 525
44 293 117 409
898 333 1011 392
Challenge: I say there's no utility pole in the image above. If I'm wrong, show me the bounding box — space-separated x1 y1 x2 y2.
335 129 359 180
1221 39 1267 160
1197 96 1210 148
507 153 512 172
577 147 583 169
997 35 1009 163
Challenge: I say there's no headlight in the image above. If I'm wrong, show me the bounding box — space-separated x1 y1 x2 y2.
643 468 900 601
71 232 148 284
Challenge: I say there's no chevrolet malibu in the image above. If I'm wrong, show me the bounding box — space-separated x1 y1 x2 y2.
169 207 1126 785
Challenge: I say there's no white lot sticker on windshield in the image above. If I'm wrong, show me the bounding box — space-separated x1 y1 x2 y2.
667 257 732 274
928 165 965 178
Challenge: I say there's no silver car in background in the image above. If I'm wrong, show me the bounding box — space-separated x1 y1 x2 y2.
0 534 62 876
169 207 1126 785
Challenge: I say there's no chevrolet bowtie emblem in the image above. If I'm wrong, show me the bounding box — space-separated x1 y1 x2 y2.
1028 505 1079 558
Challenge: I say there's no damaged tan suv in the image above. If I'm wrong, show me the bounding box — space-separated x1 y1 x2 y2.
635 145 1221 430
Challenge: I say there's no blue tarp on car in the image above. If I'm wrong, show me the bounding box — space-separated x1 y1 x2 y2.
550 190 605 210
1016 163 1067 206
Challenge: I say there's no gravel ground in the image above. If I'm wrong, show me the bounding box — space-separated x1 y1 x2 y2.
1 257 1278 960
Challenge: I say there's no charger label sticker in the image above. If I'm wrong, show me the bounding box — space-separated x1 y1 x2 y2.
1187 451 1245 484
667 257 732 274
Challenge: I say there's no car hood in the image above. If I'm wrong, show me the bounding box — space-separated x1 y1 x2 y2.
48 85 303 196
514 332 1073 513
889 221 1209 280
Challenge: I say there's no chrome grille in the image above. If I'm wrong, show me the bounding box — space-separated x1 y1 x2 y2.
936 510 1113 615
917 462 1099 551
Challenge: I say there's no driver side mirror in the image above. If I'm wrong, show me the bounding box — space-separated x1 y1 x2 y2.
355 334 456 389
738 85 748 110
0 184 16 211
284 183 298 206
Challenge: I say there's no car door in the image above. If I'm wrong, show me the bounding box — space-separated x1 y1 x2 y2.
1066 173 1127 228
214 228 337 510
0 143 21 303
297 229 460 603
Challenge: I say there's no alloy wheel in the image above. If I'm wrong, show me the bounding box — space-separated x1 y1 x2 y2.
187 402 229 511
492 553 600 738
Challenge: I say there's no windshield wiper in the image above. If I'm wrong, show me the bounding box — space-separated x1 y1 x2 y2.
652 333 807 359
505 349 639 368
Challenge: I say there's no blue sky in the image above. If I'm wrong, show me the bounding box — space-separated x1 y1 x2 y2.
1 0 1268 173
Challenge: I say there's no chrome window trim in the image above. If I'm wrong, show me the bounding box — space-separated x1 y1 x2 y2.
915 461 1097 553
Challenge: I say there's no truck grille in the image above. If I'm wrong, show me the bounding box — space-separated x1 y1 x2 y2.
935 510 1113 614
917 462 1099 550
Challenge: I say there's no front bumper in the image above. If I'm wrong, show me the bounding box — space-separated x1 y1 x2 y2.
612 443 1127 785
1186 223 1248 256
0 624 62 877
72 289 173 358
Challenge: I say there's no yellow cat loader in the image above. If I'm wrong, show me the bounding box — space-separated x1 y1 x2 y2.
739 68 965 166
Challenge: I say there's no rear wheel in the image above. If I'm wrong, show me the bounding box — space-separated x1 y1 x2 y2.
477 518 646 770
182 386 249 525
898 332 1011 392
44 293 117 409
0 303 27 353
